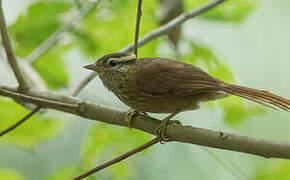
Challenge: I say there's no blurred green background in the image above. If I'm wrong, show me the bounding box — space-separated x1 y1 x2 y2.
0 0 289 179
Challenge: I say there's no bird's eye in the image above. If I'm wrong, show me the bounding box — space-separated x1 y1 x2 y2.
109 60 117 67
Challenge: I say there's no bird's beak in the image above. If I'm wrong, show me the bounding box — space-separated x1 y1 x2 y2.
83 63 96 71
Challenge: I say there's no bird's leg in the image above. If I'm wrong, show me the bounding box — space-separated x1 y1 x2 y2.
156 109 182 143
125 110 148 129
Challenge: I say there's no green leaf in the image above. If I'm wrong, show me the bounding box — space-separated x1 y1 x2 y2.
184 0 258 23
0 98 68 149
255 161 290 180
70 28 99 57
109 162 132 180
9 1 72 57
8 1 72 89
33 45 69 89
81 124 151 179
46 165 84 180
218 96 266 125
182 42 234 82
0 168 26 180
81 0 158 58
183 42 266 124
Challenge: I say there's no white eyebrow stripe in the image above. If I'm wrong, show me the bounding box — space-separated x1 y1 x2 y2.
118 54 136 61
106 54 136 65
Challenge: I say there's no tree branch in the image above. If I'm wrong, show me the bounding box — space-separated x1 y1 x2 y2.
1 85 290 159
120 0 226 53
0 1 28 91
0 106 41 137
73 137 159 180
134 0 143 57
70 0 226 96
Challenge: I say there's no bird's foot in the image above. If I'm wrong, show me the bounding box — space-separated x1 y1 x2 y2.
125 110 148 129
156 120 182 144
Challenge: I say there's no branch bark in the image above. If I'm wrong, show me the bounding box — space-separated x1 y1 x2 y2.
0 1 28 91
1 85 290 159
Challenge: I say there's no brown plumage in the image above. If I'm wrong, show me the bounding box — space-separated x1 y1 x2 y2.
84 53 290 113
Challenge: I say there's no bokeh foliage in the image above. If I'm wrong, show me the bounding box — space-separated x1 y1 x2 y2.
9 1 72 57
0 168 26 180
9 1 72 89
184 0 258 22
0 98 67 149
255 161 290 180
3 0 286 179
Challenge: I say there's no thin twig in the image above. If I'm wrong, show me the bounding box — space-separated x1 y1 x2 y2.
70 0 226 96
120 0 226 52
0 106 41 137
27 1 100 64
0 0 28 91
134 0 143 57
73 137 159 180
202 148 250 179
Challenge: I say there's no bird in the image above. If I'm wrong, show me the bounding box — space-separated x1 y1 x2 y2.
84 52 290 141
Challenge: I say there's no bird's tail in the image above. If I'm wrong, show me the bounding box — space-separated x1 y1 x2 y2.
222 83 290 111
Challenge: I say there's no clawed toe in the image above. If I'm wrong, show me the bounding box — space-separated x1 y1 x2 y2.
170 120 182 127
125 110 139 129
125 110 149 129
155 120 182 143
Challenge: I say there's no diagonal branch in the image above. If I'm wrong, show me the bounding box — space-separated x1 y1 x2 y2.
73 137 159 180
69 0 226 96
27 0 100 64
0 0 28 91
120 0 226 53
134 0 143 57
0 106 41 137
1 85 290 160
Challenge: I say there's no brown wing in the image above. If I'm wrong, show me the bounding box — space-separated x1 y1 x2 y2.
136 58 224 96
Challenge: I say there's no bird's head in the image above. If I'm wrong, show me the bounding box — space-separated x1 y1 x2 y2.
84 53 137 75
